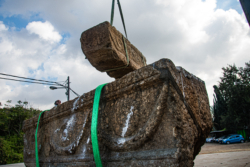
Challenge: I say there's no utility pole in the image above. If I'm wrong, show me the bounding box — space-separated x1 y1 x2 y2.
49 76 79 100
66 76 70 101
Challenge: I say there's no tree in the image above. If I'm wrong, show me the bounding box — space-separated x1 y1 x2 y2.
212 85 227 130
213 61 250 135
0 101 41 164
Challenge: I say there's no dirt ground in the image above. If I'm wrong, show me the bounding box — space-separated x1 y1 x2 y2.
199 141 250 154
193 142 250 167
1 142 250 167
194 151 250 167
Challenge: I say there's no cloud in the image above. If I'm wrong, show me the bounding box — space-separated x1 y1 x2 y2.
0 18 112 109
0 21 8 31
26 21 62 42
0 0 249 110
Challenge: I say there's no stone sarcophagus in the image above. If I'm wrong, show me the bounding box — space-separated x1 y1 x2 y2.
23 59 212 167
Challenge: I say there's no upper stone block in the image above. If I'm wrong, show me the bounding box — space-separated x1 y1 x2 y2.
80 21 146 79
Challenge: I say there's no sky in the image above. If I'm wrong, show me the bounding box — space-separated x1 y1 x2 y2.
0 0 249 110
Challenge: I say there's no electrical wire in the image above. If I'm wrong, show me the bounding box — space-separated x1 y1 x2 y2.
0 73 59 84
0 77 57 85
0 73 79 97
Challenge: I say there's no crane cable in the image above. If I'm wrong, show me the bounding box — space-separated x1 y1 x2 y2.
110 0 127 39
101 0 130 72
105 0 146 72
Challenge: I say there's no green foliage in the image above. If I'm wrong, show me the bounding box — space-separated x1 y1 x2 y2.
0 101 41 164
213 61 250 135
0 137 23 164
213 85 227 130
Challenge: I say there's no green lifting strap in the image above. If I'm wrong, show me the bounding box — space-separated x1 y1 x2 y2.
91 83 108 167
108 0 146 72
35 110 49 167
117 0 128 39
110 0 128 39
110 0 115 26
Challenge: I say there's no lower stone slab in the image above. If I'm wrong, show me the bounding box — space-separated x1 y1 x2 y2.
23 59 212 167
25 149 182 167
25 159 180 167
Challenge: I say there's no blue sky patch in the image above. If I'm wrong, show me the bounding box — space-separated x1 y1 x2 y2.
0 0 5 7
60 32 71 44
37 63 45 72
22 73 60 86
216 0 243 14
27 63 60 86
0 14 28 30
47 76 59 82
0 13 44 31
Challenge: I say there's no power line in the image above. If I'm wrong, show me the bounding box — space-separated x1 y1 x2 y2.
0 73 59 84
0 73 80 100
0 77 57 85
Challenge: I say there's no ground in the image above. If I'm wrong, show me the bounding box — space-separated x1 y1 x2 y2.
199 142 250 154
194 142 250 167
1 142 250 167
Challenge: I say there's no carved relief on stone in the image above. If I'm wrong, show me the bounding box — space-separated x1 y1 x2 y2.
99 83 168 151
50 111 89 155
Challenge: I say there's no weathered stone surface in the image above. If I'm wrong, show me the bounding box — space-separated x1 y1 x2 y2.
80 21 146 79
23 59 212 167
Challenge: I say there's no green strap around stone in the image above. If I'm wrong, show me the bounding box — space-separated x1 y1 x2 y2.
35 110 49 167
91 83 108 167
35 83 107 167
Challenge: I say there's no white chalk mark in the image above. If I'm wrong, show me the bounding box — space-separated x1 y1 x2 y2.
86 137 90 144
61 115 75 142
71 97 80 112
180 73 185 98
117 138 126 145
121 106 134 137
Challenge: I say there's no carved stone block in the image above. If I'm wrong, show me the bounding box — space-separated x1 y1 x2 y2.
23 59 212 167
80 21 146 79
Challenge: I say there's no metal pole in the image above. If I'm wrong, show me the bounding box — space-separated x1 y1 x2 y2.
67 76 70 101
